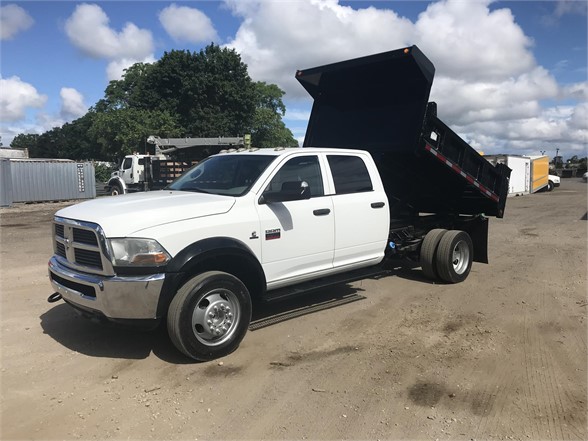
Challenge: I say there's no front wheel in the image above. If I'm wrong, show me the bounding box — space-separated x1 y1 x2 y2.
435 230 473 284
547 181 554 192
110 183 123 196
167 271 252 361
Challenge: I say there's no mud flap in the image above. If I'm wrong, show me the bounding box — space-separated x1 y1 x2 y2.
456 216 489 264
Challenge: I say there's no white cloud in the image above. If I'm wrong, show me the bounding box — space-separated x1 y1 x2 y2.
414 1 535 81
64 3 154 80
60 88 87 120
106 55 156 81
0 4 34 40
225 0 414 98
0 76 47 122
562 82 588 101
555 0 587 17
65 4 153 59
225 0 586 156
285 109 311 121
431 67 559 124
159 4 219 43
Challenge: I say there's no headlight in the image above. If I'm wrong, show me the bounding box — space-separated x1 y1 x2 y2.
107 238 171 267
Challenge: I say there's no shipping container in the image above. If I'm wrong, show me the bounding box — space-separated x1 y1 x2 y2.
0 159 95 207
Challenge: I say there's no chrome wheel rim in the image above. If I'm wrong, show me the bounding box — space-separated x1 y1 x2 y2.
192 288 240 346
452 240 470 275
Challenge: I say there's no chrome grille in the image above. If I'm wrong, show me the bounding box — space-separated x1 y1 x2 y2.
73 228 98 246
53 217 113 276
74 248 103 269
56 242 66 258
55 224 64 238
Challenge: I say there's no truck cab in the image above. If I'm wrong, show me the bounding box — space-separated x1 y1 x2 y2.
49 148 389 360
106 136 248 196
108 153 167 195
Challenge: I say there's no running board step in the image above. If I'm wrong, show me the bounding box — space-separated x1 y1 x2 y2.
262 265 389 303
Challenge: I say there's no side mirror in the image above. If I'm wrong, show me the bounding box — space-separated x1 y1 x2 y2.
259 181 311 204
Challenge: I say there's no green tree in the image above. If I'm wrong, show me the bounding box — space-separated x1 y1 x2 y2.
99 62 156 111
35 127 70 158
59 112 102 160
89 108 181 160
10 44 297 160
250 82 298 148
10 133 40 152
103 44 257 137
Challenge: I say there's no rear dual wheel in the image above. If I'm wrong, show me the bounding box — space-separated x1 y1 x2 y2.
420 228 447 280
420 229 473 283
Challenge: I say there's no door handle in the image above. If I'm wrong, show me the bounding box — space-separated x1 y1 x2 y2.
313 208 331 216
371 202 385 208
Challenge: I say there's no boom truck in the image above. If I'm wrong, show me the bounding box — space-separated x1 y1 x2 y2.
47 46 511 361
106 135 249 195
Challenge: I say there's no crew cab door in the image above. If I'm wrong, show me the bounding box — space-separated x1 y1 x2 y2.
119 156 145 185
326 154 389 268
119 156 134 185
256 154 334 286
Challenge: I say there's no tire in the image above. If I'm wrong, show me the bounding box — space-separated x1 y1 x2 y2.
435 230 473 284
420 229 447 281
167 271 252 361
110 184 123 196
547 181 554 192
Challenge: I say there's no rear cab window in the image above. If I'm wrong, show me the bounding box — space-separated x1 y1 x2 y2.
327 155 373 194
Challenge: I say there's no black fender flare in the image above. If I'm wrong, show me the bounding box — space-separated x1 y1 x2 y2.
157 237 266 317
107 176 126 193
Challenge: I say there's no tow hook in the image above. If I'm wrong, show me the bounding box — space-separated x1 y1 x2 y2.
47 292 62 303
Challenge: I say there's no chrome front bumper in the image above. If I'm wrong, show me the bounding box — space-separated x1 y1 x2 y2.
48 256 165 320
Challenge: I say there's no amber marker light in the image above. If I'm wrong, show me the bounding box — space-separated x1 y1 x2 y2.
403 48 410 54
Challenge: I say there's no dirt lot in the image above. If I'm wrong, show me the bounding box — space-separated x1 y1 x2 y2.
1 179 586 440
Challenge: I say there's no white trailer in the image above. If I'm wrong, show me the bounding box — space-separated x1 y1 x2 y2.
485 155 530 196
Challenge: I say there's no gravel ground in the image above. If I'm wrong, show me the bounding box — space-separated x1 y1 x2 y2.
1 179 586 440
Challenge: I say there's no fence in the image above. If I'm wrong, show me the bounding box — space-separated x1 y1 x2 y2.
0 159 96 207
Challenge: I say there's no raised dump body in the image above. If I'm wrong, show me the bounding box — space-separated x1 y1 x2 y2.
296 45 510 218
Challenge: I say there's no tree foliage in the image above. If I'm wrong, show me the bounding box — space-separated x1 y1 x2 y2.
10 44 297 160
89 108 181 160
11 133 40 152
251 82 298 148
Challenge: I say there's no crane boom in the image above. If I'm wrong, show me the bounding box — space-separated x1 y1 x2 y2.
147 135 249 155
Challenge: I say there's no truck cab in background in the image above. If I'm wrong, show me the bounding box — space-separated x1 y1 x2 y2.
108 153 167 195
106 136 249 195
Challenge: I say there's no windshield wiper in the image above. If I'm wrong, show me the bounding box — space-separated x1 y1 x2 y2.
183 187 212 194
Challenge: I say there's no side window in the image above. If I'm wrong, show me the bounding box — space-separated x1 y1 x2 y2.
266 156 324 197
122 158 132 170
327 155 373 194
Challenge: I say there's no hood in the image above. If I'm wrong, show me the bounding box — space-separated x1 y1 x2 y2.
56 191 235 237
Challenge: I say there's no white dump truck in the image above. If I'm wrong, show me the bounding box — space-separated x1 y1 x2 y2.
48 46 510 360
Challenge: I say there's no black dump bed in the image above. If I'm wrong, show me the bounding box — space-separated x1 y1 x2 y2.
296 46 510 218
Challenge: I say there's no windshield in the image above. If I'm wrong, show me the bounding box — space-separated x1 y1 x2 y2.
167 154 275 196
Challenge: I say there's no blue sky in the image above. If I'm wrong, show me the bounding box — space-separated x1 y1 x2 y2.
1 0 586 158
